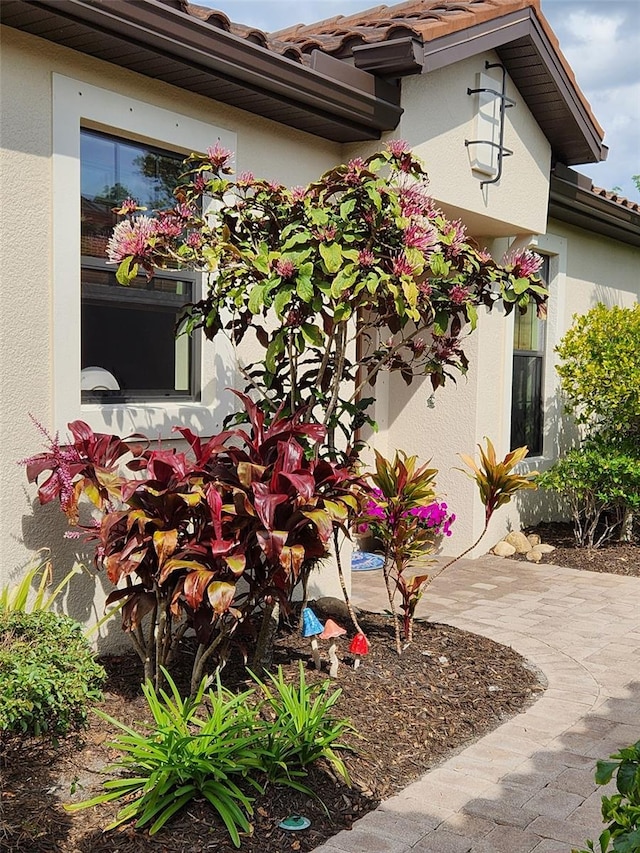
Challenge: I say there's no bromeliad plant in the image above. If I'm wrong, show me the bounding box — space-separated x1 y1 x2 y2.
108 141 547 459
360 441 537 653
358 450 447 652
24 395 361 693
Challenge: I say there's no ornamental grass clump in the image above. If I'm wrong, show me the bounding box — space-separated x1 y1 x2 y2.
68 665 354 845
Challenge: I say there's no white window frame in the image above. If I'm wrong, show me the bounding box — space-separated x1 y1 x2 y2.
53 74 236 437
502 232 567 467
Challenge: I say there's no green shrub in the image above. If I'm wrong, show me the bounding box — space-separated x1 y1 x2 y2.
538 436 640 548
556 303 640 435
0 609 105 737
573 740 640 853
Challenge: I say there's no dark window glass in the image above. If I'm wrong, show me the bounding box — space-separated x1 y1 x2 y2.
80 129 196 402
510 256 549 455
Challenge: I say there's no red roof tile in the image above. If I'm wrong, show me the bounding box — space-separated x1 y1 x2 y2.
184 0 603 142
592 186 640 214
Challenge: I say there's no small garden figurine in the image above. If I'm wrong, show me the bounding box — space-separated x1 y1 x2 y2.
320 619 346 678
301 607 324 671
349 633 370 670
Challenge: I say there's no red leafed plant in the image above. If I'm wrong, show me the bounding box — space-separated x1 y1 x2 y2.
23 396 361 693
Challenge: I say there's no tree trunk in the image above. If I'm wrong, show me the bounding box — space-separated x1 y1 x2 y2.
252 601 280 673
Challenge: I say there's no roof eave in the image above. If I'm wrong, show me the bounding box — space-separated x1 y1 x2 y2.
550 166 640 248
352 8 605 166
0 0 402 142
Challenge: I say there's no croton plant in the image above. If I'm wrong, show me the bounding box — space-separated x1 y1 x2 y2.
24 396 361 692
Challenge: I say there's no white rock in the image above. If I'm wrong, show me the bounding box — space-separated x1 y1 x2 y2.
526 549 543 562
492 540 517 557
527 533 541 547
532 543 556 554
505 530 532 554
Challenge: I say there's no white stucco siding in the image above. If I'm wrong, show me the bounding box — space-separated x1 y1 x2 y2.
346 51 552 238
0 26 341 614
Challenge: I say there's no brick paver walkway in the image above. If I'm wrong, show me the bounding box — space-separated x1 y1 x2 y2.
311 556 640 853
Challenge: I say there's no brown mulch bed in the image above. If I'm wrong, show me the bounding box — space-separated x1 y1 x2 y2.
0 612 544 853
518 521 640 577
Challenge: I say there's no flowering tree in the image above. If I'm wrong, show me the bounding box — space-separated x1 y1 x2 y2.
109 141 547 458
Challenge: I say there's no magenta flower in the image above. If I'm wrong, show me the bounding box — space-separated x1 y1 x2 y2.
358 249 375 267
397 183 434 218
418 281 433 298
404 223 437 253
503 248 544 278
186 232 203 249
206 141 233 170
315 225 337 243
193 173 208 194
275 258 296 279
112 197 145 215
236 171 255 187
291 186 307 202
385 139 410 158
106 216 157 264
443 219 467 256
155 212 183 237
392 252 415 277
449 284 470 305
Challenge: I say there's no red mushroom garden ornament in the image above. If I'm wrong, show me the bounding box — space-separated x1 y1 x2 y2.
319 619 347 678
349 633 370 670
301 607 324 671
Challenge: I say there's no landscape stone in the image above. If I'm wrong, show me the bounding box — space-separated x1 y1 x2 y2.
526 549 543 562
492 540 517 557
527 533 542 546
533 543 556 554
505 530 532 554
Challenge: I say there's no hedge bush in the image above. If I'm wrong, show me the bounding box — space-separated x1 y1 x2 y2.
0 609 105 737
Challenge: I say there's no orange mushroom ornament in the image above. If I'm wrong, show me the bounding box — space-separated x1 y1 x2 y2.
319 618 346 678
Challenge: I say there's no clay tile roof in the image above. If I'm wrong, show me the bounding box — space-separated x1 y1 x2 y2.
592 186 640 214
184 0 603 143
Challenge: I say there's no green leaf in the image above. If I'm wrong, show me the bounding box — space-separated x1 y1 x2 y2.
247 284 266 314
340 198 356 219
265 333 285 373
330 266 357 299
273 286 293 319
513 276 531 294
296 277 314 302
434 311 449 336
319 242 343 274
430 253 449 276
466 303 478 331
334 302 352 322
300 323 324 346
116 257 138 286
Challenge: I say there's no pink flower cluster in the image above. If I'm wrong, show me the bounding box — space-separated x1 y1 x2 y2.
503 248 544 278
106 216 157 264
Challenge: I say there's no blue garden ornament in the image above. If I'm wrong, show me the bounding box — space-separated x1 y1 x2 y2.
301 607 323 637
301 607 324 670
